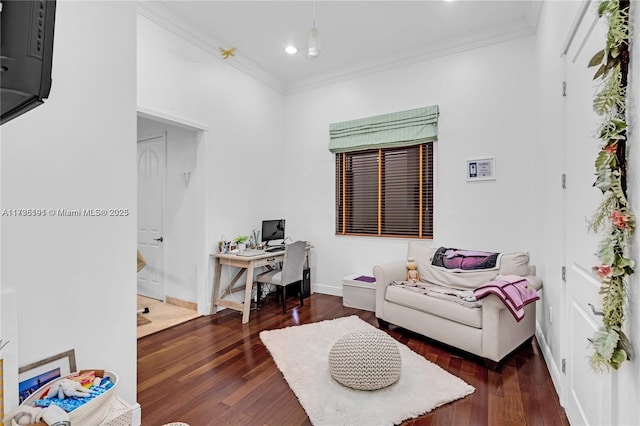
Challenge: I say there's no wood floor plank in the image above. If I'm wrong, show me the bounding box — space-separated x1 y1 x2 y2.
501 365 526 425
222 361 278 407
137 294 568 426
468 363 489 425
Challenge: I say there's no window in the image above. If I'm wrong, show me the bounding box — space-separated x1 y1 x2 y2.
329 105 439 238
335 143 433 238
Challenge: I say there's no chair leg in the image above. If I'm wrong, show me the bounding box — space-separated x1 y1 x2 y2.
281 285 287 314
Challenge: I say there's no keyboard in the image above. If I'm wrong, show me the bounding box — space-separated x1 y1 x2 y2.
265 245 285 253
236 249 265 257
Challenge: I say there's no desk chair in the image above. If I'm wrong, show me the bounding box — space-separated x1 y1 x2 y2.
256 241 306 314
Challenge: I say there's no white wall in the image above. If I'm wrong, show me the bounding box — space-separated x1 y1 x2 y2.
137 117 200 304
137 14 285 312
283 36 538 293
1 1 137 407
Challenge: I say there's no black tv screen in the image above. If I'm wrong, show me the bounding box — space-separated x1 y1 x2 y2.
1 0 57 125
262 219 285 243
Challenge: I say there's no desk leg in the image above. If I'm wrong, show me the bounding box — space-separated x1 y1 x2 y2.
241 263 255 323
211 258 222 315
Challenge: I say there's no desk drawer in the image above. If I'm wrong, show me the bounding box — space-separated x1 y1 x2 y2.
254 256 281 268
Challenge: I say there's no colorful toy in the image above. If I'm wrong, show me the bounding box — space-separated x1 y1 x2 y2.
45 379 95 399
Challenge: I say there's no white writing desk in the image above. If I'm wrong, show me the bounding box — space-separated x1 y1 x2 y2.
211 246 311 323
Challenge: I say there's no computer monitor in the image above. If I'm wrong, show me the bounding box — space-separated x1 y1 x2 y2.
262 219 285 245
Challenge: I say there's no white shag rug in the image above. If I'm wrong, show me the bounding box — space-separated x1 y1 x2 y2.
259 316 475 426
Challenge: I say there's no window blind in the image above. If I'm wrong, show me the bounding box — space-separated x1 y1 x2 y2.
329 105 439 154
335 143 433 238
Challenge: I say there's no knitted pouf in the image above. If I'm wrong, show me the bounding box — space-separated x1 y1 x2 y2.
328 329 401 390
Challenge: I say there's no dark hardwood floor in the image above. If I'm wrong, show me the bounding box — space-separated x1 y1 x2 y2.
137 294 569 426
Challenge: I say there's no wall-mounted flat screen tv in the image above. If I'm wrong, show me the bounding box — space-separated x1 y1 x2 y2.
1 0 57 125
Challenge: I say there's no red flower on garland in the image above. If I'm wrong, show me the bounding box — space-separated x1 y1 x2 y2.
593 264 613 279
611 211 631 229
605 143 617 154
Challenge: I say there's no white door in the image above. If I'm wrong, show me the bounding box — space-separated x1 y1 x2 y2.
137 133 167 300
563 4 613 424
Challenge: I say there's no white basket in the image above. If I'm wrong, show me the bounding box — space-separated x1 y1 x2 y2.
12 370 118 426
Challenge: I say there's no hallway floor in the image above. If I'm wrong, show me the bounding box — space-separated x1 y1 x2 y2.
136 295 201 338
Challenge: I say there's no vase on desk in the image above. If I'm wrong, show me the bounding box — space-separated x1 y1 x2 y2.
237 242 247 252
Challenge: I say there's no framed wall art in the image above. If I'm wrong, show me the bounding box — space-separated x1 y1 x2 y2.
18 349 76 403
466 157 495 181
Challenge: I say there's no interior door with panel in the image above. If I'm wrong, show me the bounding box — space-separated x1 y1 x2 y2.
137 133 167 301
563 2 613 424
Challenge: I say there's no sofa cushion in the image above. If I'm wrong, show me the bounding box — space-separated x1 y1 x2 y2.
498 252 530 276
407 242 530 290
408 241 437 263
385 284 482 328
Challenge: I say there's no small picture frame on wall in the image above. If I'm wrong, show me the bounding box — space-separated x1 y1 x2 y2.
18 349 76 404
466 157 495 181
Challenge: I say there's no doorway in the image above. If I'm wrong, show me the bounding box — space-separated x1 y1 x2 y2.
136 111 209 335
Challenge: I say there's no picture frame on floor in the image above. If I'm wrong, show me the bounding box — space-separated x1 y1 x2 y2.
18 349 76 404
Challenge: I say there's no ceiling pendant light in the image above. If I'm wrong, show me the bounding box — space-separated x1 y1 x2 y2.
308 1 321 58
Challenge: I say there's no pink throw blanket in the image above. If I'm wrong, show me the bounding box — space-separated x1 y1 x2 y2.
473 275 539 321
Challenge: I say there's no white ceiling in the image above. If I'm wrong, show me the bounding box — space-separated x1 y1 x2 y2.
140 1 542 94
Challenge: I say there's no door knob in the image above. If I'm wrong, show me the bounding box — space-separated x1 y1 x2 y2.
154 237 164 242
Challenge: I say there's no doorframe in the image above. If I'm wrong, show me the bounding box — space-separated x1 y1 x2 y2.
136 106 210 315
559 0 592 410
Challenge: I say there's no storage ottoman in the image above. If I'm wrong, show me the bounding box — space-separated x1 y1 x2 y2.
342 274 376 311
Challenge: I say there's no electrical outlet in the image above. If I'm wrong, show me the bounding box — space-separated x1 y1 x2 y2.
549 306 553 324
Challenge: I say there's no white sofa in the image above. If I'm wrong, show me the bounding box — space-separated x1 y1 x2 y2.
373 242 542 367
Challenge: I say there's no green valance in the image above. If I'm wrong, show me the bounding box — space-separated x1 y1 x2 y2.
329 105 439 153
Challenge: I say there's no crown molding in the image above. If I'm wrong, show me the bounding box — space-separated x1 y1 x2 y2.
524 0 544 31
136 1 286 94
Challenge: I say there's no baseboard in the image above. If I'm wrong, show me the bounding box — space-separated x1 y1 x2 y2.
312 283 342 297
165 295 197 311
535 323 564 404
131 402 142 426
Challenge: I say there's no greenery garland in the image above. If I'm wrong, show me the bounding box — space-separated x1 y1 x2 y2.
587 0 634 371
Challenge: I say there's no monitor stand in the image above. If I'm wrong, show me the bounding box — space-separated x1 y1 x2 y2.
266 240 285 248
